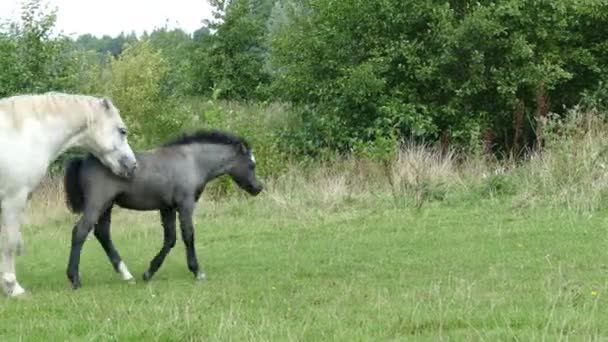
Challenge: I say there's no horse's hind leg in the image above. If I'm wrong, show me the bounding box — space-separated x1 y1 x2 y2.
0 189 28 297
66 204 106 289
143 208 177 281
94 206 134 284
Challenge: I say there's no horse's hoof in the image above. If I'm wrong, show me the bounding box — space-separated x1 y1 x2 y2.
2 273 26 297
142 271 153 282
196 272 207 281
126 278 137 285
9 284 26 297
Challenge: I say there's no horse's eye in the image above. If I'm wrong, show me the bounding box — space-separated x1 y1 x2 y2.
118 127 127 136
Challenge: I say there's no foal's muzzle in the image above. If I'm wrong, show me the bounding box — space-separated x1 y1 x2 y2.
249 184 263 196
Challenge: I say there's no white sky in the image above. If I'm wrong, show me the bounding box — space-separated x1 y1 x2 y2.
0 0 215 37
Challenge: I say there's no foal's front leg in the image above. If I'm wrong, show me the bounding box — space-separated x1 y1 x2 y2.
143 208 177 281
178 201 206 280
94 206 135 284
67 205 105 289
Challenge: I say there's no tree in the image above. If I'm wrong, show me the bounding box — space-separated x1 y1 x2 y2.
268 0 608 155
190 0 273 100
0 0 79 96
148 26 195 96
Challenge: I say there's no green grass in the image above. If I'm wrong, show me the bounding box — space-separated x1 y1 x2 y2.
1 192 608 341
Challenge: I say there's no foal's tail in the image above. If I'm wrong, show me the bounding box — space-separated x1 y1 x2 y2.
64 157 85 213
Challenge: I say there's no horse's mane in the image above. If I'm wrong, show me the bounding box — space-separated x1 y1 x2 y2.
162 129 251 150
0 92 113 128
0 92 103 108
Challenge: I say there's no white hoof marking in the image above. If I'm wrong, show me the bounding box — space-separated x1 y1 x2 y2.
118 261 134 281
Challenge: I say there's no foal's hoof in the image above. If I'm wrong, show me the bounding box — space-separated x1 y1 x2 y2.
126 278 137 285
142 271 153 282
67 275 82 290
196 272 207 281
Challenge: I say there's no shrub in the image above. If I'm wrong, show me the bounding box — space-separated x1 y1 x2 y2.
110 40 189 148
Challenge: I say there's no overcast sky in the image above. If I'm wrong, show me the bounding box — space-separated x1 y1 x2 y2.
0 0 214 37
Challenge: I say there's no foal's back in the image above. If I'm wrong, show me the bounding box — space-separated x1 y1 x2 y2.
83 147 197 211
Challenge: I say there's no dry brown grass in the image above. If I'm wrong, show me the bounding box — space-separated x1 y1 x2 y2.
24 175 71 226
23 142 473 223
512 108 608 212
24 107 608 224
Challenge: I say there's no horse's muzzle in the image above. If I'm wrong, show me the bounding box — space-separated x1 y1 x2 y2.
119 156 138 178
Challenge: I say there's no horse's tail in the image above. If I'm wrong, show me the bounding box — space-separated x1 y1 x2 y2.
64 157 85 213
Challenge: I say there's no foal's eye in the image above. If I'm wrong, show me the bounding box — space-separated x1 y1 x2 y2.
118 127 128 136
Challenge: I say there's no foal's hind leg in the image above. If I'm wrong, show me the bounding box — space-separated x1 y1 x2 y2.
143 208 177 281
66 204 107 289
94 206 135 284
0 189 28 297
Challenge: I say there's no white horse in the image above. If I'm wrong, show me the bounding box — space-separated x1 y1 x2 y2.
0 92 137 297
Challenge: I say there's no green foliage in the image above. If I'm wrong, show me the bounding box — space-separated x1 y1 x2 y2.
73 31 138 57
110 40 188 148
3 0 608 180
0 0 79 97
191 0 272 100
146 27 195 96
269 0 608 155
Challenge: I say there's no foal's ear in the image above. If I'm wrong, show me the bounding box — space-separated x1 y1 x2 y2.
238 142 248 155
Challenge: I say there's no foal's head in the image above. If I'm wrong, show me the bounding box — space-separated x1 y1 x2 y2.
165 129 264 196
226 142 263 196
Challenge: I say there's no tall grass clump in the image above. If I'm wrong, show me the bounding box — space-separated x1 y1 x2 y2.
514 107 608 213
384 142 461 208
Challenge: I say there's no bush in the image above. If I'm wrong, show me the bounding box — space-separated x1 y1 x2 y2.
269 0 608 155
0 0 79 97
110 40 189 148
513 108 608 213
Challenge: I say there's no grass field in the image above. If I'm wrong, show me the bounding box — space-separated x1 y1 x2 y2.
1 172 607 341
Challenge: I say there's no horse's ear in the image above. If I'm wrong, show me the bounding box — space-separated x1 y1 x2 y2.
100 97 112 112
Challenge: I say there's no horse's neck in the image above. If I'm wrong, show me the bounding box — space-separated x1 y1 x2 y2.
28 114 88 161
0 111 88 192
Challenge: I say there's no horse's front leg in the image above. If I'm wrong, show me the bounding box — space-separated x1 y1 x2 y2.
0 189 28 297
178 201 206 280
67 205 105 289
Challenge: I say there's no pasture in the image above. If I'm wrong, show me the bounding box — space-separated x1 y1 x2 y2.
0 173 606 341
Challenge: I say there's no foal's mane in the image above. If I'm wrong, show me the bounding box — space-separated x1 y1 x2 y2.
162 129 251 151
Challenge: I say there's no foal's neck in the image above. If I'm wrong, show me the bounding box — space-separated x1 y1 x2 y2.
190 143 235 182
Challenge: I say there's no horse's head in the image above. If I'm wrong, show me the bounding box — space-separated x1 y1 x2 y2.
227 142 263 196
84 98 137 178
